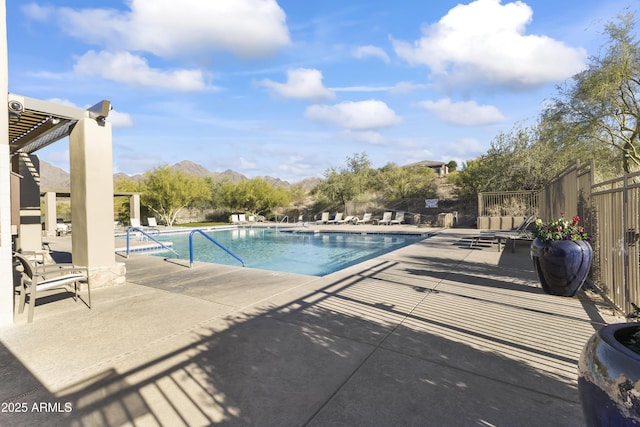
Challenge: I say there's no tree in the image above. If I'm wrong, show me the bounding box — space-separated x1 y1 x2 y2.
313 153 375 210
378 163 437 200
447 160 458 172
223 178 290 215
140 165 210 226
544 12 640 173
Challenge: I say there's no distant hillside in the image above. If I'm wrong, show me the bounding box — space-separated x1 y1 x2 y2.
39 159 314 191
40 161 71 191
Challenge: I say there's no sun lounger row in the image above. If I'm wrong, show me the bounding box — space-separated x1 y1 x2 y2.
315 212 373 225
315 211 406 225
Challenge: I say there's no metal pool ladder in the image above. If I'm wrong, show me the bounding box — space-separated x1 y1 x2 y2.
124 227 180 258
189 229 245 268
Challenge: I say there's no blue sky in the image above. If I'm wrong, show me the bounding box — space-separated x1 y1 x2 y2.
6 0 635 182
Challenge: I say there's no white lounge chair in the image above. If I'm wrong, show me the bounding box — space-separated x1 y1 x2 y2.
376 212 393 225
355 213 372 225
390 211 405 225
231 214 240 224
328 213 343 224
130 218 141 228
316 212 330 224
238 214 248 224
336 215 356 224
13 252 91 323
147 217 159 230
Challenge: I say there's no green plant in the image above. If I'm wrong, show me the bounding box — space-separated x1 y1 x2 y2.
532 214 590 241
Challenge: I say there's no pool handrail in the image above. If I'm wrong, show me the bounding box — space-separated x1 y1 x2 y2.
125 227 180 259
189 229 245 268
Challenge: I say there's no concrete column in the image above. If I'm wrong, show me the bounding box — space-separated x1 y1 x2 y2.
130 193 140 225
0 0 12 326
70 118 124 287
43 191 57 237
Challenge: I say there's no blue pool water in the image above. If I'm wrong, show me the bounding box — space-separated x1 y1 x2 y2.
150 228 429 276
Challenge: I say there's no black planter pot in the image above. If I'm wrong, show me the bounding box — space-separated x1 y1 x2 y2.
530 237 592 296
578 323 640 426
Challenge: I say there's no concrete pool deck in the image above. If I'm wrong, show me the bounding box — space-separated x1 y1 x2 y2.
1 226 623 426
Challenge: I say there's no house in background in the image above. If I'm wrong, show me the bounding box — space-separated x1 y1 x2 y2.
403 160 449 177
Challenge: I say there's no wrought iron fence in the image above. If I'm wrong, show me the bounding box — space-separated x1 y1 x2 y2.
478 161 640 315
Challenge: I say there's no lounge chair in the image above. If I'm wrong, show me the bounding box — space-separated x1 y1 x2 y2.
335 215 356 224
376 212 393 225
130 218 141 228
390 211 405 225
315 212 330 224
238 214 248 224
355 213 372 225
147 217 159 230
231 214 240 225
494 215 537 252
470 215 536 251
13 252 91 323
328 213 343 224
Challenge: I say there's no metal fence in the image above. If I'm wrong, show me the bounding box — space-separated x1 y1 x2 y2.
537 161 593 225
478 160 640 315
589 171 640 314
477 191 538 217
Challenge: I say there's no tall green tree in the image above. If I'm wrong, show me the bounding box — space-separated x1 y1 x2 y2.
223 178 290 215
314 153 375 210
140 165 210 226
544 12 640 173
378 163 437 200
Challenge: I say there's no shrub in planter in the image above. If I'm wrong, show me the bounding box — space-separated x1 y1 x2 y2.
530 215 592 297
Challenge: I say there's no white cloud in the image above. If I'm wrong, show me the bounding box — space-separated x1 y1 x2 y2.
239 157 257 170
392 0 587 89
389 81 430 95
258 68 335 100
74 50 207 91
305 100 402 130
38 0 290 59
353 45 390 63
416 98 506 126
107 110 134 128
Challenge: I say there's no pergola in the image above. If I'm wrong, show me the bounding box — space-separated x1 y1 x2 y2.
0 14 123 326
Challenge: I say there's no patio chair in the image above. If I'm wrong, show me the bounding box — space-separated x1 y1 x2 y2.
355 213 372 225
328 212 343 224
335 215 356 224
238 214 248 224
231 214 240 224
494 215 537 252
146 217 159 230
13 252 91 323
390 211 405 225
376 212 393 225
130 217 141 228
315 212 330 224
470 215 535 251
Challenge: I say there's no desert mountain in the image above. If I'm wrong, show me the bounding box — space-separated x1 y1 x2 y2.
39 160 312 191
39 161 71 191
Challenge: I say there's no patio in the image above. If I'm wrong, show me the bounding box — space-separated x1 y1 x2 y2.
0 227 621 426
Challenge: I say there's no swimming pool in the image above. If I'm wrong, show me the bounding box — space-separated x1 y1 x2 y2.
150 228 429 276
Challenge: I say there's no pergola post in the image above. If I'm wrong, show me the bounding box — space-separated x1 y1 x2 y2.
70 118 125 287
43 191 57 237
130 193 140 226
